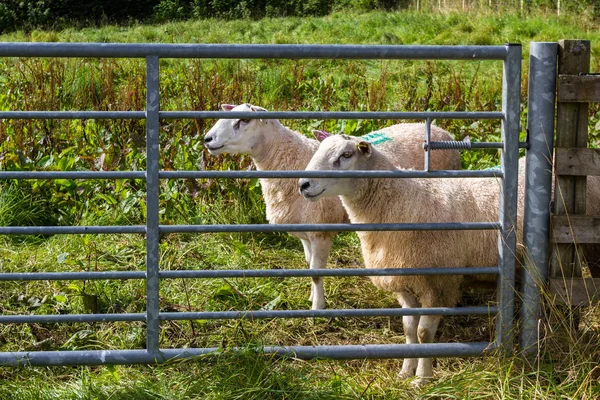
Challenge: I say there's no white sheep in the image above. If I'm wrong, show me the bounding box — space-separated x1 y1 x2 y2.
298 134 518 384
203 103 460 310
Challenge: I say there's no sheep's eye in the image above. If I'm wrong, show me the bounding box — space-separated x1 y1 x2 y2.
233 119 250 129
341 152 353 159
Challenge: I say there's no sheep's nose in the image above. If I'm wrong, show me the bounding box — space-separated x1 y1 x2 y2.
204 135 213 143
299 180 311 192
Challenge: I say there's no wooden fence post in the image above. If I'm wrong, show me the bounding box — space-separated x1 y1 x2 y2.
551 39 590 280
550 40 600 305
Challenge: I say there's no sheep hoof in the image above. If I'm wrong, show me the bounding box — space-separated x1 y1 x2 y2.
411 377 432 388
398 370 415 379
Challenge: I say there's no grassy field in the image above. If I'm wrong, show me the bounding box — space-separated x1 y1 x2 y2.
0 8 600 399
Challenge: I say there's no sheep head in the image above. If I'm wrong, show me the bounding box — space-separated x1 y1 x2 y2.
299 135 372 201
203 103 267 156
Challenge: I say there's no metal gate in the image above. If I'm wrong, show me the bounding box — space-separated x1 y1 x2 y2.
0 42 547 366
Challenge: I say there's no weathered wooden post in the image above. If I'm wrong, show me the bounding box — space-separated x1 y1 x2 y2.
551 40 590 281
551 39 600 305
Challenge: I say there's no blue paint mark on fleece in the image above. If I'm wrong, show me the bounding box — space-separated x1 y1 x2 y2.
360 131 392 146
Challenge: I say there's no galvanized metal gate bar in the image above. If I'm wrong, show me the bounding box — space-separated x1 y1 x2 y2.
0 110 503 119
520 42 558 354
0 43 508 59
0 222 499 236
0 306 497 324
0 42 520 366
0 170 502 179
145 55 161 355
0 343 492 366
495 43 522 353
0 266 500 281
159 169 503 178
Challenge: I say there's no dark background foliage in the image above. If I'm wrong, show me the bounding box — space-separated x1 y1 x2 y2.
0 0 406 32
2 0 598 33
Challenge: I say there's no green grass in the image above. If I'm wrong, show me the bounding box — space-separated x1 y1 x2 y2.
0 7 600 399
3 9 599 46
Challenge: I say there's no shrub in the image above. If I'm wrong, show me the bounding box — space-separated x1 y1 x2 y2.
0 4 18 33
0 0 159 33
0 0 416 32
153 0 192 22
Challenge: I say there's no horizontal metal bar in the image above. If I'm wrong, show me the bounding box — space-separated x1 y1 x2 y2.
0 170 504 181
161 307 496 321
0 43 508 60
0 222 499 236
160 222 500 234
0 169 506 181
0 342 494 366
0 271 146 281
267 342 494 359
0 111 146 120
160 169 503 179
0 267 499 282
0 307 495 325
0 313 145 324
161 111 504 120
160 266 500 279
430 142 529 150
0 226 145 235
0 110 505 121
0 171 145 180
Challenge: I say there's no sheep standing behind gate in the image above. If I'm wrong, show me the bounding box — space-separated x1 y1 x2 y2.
203 103 460 310
298 134 523 385
298 134 600 383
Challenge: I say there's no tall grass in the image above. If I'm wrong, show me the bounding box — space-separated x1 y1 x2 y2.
413 0 599 16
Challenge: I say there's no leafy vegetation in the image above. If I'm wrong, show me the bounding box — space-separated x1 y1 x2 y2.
0 0 409 33
0 7 599 399
1 10 599 227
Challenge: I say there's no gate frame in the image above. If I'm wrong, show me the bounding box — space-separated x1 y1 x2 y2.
0 42 522 366
519 42 558 353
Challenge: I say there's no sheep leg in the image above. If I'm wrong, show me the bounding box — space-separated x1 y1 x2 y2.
414 315 441 386
396 292 420 379
308 236 332 310
300 239 314 302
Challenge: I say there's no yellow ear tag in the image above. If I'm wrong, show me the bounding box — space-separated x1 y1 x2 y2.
357 142 370 153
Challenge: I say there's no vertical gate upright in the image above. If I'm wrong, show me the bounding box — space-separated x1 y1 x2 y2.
520 42 558 354
0 42 523 365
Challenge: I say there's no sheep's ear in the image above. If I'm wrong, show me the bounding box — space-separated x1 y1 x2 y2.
250 105 267 112
221 104 236 111
356 141 371 156
311 129 331 142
